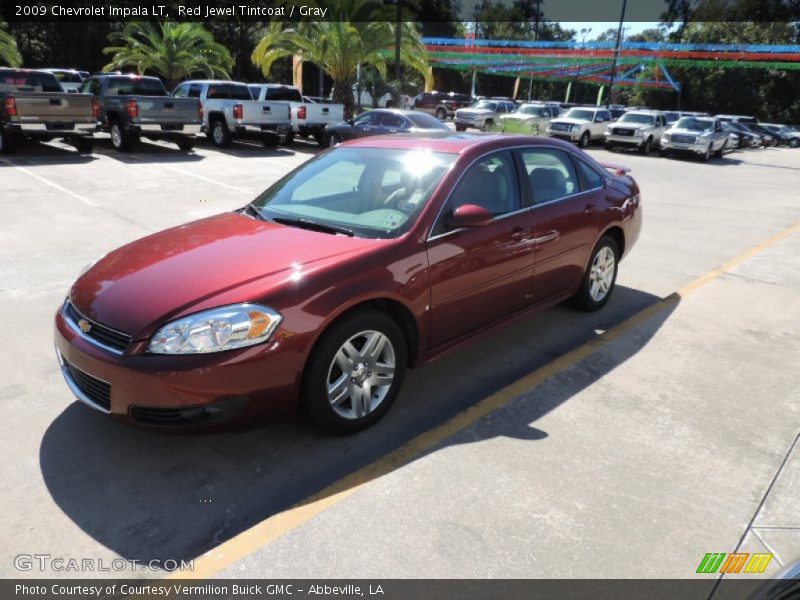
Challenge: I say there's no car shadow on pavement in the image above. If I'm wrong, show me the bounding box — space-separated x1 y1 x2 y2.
92 139 205 163
193 138 314 159
0 142 97 166
39 285 677 565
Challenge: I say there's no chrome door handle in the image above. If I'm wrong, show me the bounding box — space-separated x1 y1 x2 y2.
510 227 532 241
532 230 560 246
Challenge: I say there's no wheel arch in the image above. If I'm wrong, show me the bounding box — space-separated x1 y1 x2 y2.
600 225 626 258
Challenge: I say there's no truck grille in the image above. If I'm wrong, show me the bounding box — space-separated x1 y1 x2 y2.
64 301 132 353
63 360 111 411
550 122 571 132
612 127 635 136
671 134 697 144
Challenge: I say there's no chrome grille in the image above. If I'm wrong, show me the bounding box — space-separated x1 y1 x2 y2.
613 127 635 136
551 122 571 132
671 134 697 144
64 301 132 353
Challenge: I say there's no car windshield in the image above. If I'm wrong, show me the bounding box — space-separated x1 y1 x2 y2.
675 117 713 131
564 109 595 121
473 100 497 111
619 113 655 125
519 105 544 115
406 113 448 129
251 147 456 239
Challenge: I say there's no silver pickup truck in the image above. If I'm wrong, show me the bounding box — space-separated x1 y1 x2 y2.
0 68 95 153
80 74 202 151
247 83 344 146
173 80 291 148
660 116 729 161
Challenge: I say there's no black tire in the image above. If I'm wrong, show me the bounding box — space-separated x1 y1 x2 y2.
713 142 725 159
579 131 590 148
313 132 326 146
110 120 135 151
455 124 466 132
72 137 94 154
435 107 447 120
209 119 232 148
262 134 279 148
301 309 407 434
701 144 712 162
640 137 652 154
571 235 620 312
789 138 799 148
483 119 494 130
0 130 17 153
176 137 195 151
280 132 295 146
328 131 342 147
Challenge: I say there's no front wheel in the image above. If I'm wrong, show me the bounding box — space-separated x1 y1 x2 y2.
789 138 800 148
579 131 590 148
701 144 712 162
640 137 652 154
713 142 725 159
435 107 447 120
455 124 466 132
328 131 342 147
301 310 407 434
571 236 619 312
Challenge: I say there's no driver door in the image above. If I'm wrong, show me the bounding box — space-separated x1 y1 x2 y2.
350 111 381 139
426 150 535 347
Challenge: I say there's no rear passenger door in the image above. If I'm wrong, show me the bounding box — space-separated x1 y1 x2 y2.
518 147 601 304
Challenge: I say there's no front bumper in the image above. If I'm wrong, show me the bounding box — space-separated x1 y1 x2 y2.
605 133 646 146
54 303 303 429
661 140 709 154
547 130 581 141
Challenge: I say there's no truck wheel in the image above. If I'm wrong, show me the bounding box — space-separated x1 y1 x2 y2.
279 132 295 146
262 134 279 148
110 121 135 151
435 107 447 120
639 137 652 154
579 131 590 148
483 119 494 131
176 137 195 151
0 130 16 153
328 132 342 147
72 137 94 154
313 132 326 146
701 145 712 162
301 309 407 435
713 143 725 159
455 124 466 132
210 119 232 148
789 138 799 148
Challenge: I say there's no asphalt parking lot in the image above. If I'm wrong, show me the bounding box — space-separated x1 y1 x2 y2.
1 133 799 586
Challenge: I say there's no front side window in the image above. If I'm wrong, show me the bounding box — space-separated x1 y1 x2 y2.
520 148 579 205
380 113 405 128
446 151 521 219
252 148 455 239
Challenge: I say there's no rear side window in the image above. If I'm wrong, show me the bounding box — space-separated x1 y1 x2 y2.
207 84 252 100
0 69 61 92
448 151 520 217
572 157 604 191
407 112 446 129
520 148 579 204
380 112 405 128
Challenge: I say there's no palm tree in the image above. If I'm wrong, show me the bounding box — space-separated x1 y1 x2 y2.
0 20 22 67
103 22 233 90
252 12 431 116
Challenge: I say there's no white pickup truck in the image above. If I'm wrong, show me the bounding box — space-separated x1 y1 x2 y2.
546 106 613 148
604 110 668 153
173 80 291 148
248 83 344 146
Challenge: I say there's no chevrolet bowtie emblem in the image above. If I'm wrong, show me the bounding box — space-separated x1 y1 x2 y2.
77 318 92 334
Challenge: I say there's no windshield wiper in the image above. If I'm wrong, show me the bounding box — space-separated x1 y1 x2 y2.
241 203 267 221
272 216 355 237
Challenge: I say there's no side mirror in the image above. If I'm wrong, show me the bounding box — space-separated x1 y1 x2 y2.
347 118 355 126
447 204 493 229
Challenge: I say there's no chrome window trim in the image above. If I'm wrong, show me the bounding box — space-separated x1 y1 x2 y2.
426 144 606 242
62 301 129 356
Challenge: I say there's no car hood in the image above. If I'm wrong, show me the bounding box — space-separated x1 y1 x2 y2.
456 108 493 116
550 117 590 126
70 212 377 338
666 127 708 136
500 113 541 120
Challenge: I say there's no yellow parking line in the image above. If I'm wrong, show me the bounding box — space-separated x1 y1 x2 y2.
171 219 800 580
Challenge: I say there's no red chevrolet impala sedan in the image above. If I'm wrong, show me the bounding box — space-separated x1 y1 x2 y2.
54 134 641 433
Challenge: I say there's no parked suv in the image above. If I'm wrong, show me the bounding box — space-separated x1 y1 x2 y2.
660 116 729 161
547 106 613 147
413 91 471 120
498 102 556 134
454 98 516 131
604 110 668 153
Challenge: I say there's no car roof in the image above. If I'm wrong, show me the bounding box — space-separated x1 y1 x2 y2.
341 132 575 154
182 79 249 85
622 109 663 115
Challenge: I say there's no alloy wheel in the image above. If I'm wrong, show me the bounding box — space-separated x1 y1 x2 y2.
589 246 616 303
111 124 122 148
326 330 396 420
213 123 225 146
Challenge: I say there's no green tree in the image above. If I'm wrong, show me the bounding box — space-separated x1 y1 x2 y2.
0 20 22 67
103 22 233 89
252 18 431 116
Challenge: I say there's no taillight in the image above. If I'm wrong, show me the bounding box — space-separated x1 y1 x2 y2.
233 103 243 119
198 101 203 121
91 99 100 118
4 96 17 117
297 105 307 120
126 99 138 118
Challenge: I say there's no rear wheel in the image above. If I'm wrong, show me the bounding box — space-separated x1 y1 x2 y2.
110 121 135 151
72 137 94 154
280 132 295 146
579 131 590 148
313 131 326 146
455 124 466 132
0 129 16 153
176 137 195 151
789 138 799 148
435 107 447 120
209 119 232 148
301 310 407 434
571 236 619 311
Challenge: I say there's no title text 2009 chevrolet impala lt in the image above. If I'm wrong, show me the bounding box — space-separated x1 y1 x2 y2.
54 134 641 434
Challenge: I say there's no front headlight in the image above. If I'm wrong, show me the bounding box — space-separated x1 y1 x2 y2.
571 124 580 132
148 303 282 354
662 134 671 143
